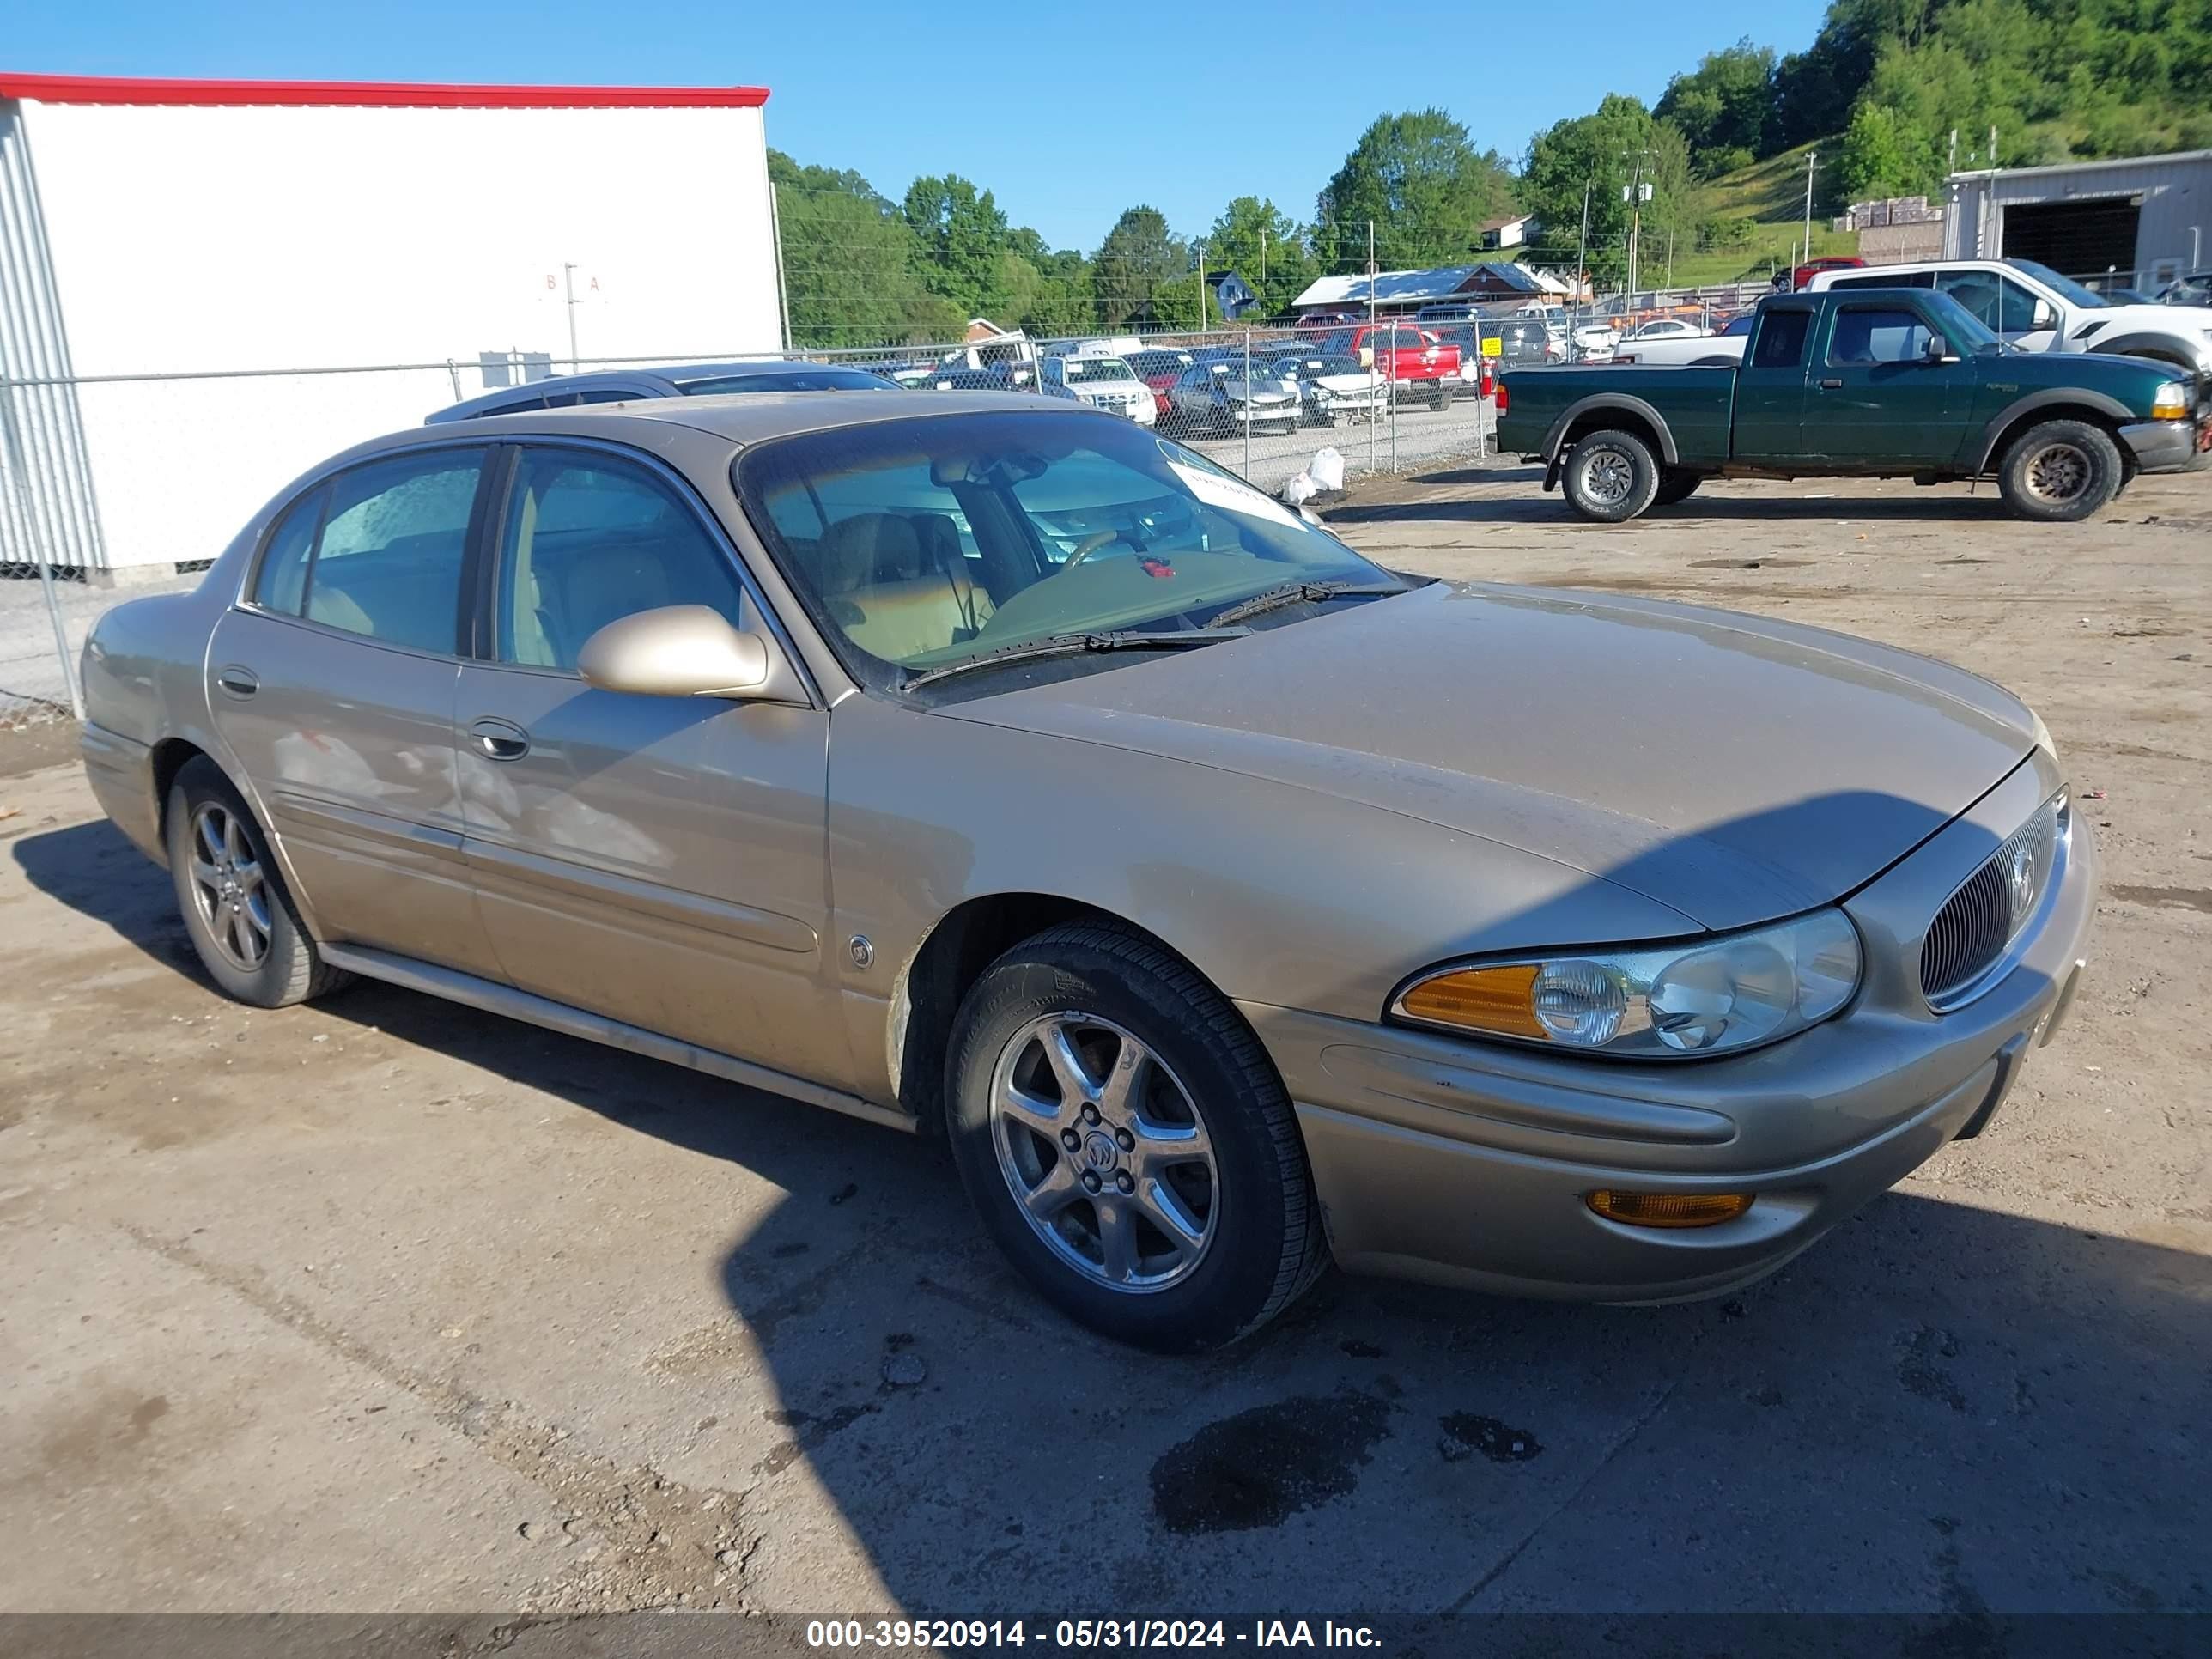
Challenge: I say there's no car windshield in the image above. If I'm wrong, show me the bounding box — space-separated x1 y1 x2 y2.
735 410 1389 682
682 367 891 394
2007 259 2109 309
1919 289 2003 353
1058 356 1135 384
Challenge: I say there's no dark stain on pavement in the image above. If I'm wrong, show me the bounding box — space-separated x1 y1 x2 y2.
1149 1390 1392 1534
1899 1326 1968 1413
2110 884 2212 915
1437 1413 1541 1463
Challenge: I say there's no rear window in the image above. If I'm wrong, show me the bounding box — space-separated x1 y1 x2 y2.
1749 309 1813 369
682 368 890 395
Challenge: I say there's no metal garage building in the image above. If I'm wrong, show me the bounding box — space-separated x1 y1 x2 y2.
0 74 780 579
1945 149 2211 289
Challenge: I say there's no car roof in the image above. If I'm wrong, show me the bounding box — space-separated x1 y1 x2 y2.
379 387 1103 463
427 359 879 424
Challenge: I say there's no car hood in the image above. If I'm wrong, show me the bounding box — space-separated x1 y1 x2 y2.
2080 302 2212 341
941 581 2039 932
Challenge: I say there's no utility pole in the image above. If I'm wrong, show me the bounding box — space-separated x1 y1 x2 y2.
1260 228 1267 288
562 263 581 368
1367 220 1378 477
1575 176 1592 338
1196 240 1207 331
1801 150 1818 274
1620 148 1656 301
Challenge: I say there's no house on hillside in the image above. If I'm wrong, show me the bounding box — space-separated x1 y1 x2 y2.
1480 216 1533 250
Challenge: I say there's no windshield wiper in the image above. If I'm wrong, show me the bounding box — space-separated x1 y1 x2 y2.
901 627 1249 691
1206 580 1405 629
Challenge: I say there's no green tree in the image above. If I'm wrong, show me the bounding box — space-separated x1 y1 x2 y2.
1520 94 1695 289
1656 39 1778 174
1091 205 1187 326
901 174 1012 319
1200 197 1314 318
1837 99 1924 198
766 150 962 349
1313 110 1516 273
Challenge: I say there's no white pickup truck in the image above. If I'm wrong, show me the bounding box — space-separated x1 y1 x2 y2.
1805 258 2212 383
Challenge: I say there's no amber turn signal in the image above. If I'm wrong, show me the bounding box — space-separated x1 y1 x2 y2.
1395 963 1547 1039
1587 1189 1755 1229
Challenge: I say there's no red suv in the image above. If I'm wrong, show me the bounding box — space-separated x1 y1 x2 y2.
1791 255 1865 290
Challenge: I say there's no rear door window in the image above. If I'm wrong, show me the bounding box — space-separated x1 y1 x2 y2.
301 449 488 653
1748 309 1813 369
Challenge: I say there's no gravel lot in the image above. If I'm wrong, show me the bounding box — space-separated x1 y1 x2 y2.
1 464 2206 1627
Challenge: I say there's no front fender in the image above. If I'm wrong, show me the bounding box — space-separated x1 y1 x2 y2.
1963 386 2137 472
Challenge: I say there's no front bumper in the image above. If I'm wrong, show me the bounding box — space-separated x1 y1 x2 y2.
1241 751 2097 1302
2119 417 2212 471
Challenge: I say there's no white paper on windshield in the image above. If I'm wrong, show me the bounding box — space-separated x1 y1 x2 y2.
1165 459 1303 528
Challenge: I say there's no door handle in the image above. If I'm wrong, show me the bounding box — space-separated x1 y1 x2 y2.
467 718 531 762
216 666 259 698
1818 377 1844 389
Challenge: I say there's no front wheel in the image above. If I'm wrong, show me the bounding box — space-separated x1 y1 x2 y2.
945 923 1328 1352
1653 467 1702 507
1997 419 2122 522
1562 428 1661 522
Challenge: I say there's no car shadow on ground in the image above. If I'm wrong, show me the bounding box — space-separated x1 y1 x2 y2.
1325 492 2014 529
16 815 2212 1616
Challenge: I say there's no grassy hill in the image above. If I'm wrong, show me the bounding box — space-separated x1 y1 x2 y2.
1650 139 1860 287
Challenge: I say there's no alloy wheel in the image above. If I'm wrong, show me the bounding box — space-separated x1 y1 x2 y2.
185 801 272 971
1583 447 1634 506
988 1011 1219 1293
2023 441 2090 503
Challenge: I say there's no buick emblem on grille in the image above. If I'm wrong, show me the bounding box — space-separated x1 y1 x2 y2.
2007 843 2038 927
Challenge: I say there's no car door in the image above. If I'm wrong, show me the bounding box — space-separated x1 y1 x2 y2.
207 443 504 976
1808 301 1967 466
1728 304 1815 465
1936 269 2054 352
451 441 843 1085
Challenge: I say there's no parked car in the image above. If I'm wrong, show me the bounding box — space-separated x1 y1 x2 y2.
1312 324 1461 409
1271 352 1388 425
1043 353 1157 424
1804 258 2212 383
854 360 938 389
1164 358 1300 436
923 365 1079 401
1625 317 1713 342
427 359 898 422
1413 302 1484 325
1498 288 2209 522
1612 315 1749 367
1791 255 1865 289
1126 348 1196 424
78 390 2102 1350
1571 322 1621 362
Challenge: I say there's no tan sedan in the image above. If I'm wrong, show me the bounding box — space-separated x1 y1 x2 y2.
79 392 2094 1349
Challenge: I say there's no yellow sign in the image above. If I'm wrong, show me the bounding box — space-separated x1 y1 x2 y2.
1480 336 1503 356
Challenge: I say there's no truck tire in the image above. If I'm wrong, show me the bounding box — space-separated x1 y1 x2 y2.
1997 419 2122 522
1430 380 1452 411
1653 468 1702 507
1563 428 1661 522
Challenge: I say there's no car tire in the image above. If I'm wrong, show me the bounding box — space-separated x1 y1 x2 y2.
165 757 350 1008
1653 467 1702 507
1562 428 1661 522
1430 382 1452 411
1997 419 2123 522
944 922 1328 1352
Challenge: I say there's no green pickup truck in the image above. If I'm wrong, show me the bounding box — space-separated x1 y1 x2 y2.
1497 287 2210 523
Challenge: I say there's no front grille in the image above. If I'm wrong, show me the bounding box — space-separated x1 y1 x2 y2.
1920 794 2066 1008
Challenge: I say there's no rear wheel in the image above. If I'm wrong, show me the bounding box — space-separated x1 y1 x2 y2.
1562 428 1661 522
1997 419 2122 522
1653 467 1702 507
165 757 349 1008
1429 380 1452 411
945 923 1328 1352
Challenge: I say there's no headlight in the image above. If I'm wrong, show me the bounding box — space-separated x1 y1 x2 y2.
2150 380 2190 418
1390 910 1862 1060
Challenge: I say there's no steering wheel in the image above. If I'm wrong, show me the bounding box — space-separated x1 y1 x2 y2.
1060 529 1120 569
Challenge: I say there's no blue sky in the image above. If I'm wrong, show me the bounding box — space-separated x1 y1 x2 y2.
10 0 1832 250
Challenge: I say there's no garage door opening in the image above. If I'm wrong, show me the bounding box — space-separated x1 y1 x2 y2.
2000 197 2142 279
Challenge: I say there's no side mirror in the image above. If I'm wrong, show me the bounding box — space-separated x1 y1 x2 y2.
2031 299 2057 330
1923 333 1955 363
577 605 774 700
